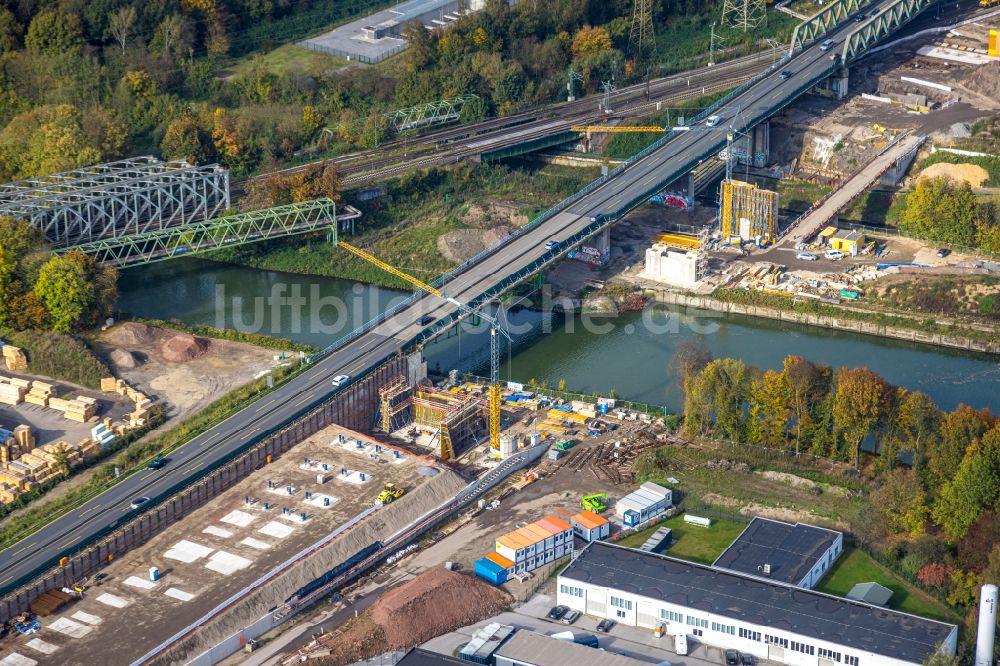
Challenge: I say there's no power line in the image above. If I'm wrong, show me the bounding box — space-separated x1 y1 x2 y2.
721 0 767 33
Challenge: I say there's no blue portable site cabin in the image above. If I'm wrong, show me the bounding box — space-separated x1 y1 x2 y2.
474 557 508 585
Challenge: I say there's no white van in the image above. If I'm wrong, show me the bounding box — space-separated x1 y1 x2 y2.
704 115 722 127
674 633 689 655
820 39 835 51
825 249 846 260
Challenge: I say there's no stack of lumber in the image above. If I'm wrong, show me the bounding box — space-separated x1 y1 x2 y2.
0 462 35 490
14 424 33 450
36 442 84 469
48 396 98 423
77 437 100 458
100 377 123 393
24 380 53 406
0 381 25 405
1 345 27 372
17 452 57 484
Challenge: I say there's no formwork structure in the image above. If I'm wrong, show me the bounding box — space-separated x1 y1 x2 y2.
719 179 778 244
376 376 412 434
412 386 486 461
0 156 229 247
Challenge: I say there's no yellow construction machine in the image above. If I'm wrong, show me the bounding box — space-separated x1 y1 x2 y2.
376 482 405 505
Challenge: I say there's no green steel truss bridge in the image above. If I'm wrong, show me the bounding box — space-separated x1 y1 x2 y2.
57 199 358 268
790 0 936 61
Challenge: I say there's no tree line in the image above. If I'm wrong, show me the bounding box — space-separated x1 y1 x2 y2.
680 350 1000 612
898 175 1000 253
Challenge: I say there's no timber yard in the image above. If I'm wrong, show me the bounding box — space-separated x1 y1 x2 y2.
2 0 1000 665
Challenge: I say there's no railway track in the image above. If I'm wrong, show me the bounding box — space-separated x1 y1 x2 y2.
232 50 777 197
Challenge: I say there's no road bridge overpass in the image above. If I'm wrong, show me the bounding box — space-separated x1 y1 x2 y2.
0 0 938 613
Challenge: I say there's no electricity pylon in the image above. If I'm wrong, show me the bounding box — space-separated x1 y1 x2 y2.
629 0 657 67
722 0 767 32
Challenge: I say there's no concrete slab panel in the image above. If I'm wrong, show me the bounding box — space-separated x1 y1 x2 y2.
258 521 295 539
123 575 157 590
304 493 338 509
336 469 370 485
163 539 214 563
48 617 92 638
203 526 234 538
164 588 195 602
239 537 272 550
95 593 129 608
23 639 57 655
0 654 38 666
204 551 254 576
70 611 102 625
219 510 255 527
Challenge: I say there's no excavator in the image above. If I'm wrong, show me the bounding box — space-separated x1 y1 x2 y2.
581 493 608 513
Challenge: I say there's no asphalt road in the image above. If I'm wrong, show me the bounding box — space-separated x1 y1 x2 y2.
0 0 917 598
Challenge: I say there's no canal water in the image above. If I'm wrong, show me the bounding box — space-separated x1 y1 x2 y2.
118 258 1000 414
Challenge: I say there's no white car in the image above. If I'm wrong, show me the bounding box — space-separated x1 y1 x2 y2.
704 115 722 127
797 252 818 261
545 240 560 251
825 250 846 260
331 374 351 388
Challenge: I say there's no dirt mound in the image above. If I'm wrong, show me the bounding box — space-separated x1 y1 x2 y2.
459 202 529 229
438 227 511 263
918 162 989 187
160 334 209 363
109 348 140 370
317 568 511 664
962 61 1000 105
105 322 158 348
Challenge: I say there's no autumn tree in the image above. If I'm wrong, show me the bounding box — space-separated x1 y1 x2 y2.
0 244 13 325
892 388 940 472
832 367 889 466
958 513 1000 571
35 255 92 333
151 14 193 59
925 404 992 486
899 176 978 247
684 358 750 441
571 25 612 60
0 9 22 53
871 468 929 537
749 369 791 448
932 426 1000 541
161 114 211 164
783 356 829 455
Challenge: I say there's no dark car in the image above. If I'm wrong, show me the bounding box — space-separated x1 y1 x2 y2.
854 13 865 21
870 8 879 16
726 650 741 666
936 248 951 258
779 70 793 80
740 655 754 666
546 605 568 621
418 314 435 326
596 618 616 632
129 496 151 509
147 456 167 470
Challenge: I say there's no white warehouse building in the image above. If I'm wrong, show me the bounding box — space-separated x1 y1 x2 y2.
557 542 957 666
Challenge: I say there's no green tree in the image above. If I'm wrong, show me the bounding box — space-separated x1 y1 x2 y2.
34 255 92 333
782 355 829 455
151 14 193 59
899 176 978 246
926 404 993 486
932 429 1000 541
0 8 22 52
161 114 211 164
871 468 929 537
50 444 71 478
752 368 792 448
892 389 940 471
109 6 137 56
0 244 14 326
25 9 84 53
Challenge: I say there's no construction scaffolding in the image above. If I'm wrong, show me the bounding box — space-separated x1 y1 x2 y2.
719 179 778 243
376 376 412 434
0 156 230 247
411 386 486 461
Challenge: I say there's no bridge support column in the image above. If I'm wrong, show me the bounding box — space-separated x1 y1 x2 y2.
818 67 850 100
687 172 697 207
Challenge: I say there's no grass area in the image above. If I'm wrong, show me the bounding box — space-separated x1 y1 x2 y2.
132 318 318 353
0 328 111 389
775 180 832 213
816 547 960 623
224 43 349 78
617 514 748 565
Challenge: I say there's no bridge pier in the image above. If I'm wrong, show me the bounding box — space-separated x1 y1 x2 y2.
817 66 850 100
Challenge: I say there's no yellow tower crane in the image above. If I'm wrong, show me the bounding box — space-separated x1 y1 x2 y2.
571 126 668 134
338 241 510 458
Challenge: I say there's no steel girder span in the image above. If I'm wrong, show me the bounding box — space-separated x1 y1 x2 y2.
789 0 866 52
58 199 340 268
385 95 480 131
841 0 936 62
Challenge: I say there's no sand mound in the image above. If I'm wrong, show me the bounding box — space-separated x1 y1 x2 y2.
105 322 158 348
438 227 511 263
160 334 209 363
109 348 140 370
918 162 989 187
317 568 511 664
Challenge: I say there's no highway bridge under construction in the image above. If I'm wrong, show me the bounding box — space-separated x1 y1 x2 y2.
0 0 939 634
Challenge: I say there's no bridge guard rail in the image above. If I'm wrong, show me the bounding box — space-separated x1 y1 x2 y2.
841 0 936 62
789 0 866 53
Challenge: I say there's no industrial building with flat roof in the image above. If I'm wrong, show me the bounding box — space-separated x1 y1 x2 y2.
557 541 957 666
614 481 672 527
493 629 648 666
712 517 843 589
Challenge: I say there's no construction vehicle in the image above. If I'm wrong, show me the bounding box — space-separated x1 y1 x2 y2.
981 0 999 8
338 241 511 460
581 493 608 513
555 439 577 451
376 482 405 505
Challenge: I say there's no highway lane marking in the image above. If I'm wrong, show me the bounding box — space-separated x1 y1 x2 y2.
255 398 277 413
11 541 36 556
0 576 12 586
79 504 101 517
58 537 78 550
360 338 379 349
140 471 157 481
293 392 316 407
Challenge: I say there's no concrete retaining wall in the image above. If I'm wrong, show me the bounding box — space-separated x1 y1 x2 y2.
0 353 422 623
654 291 1000 355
